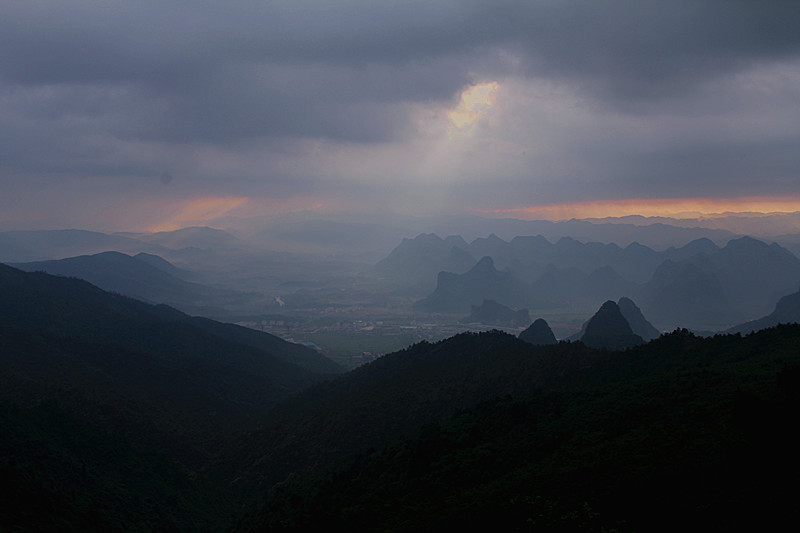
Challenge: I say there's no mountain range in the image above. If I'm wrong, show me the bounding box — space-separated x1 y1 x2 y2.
4 258 800 530
727 288 800 335
0 263 340 469
11 250 263 317
392 233 800 330
412 256 555 314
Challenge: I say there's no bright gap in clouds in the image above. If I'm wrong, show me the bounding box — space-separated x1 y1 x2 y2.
447 82 499 132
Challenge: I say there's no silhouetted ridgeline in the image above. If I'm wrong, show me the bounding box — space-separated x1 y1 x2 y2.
244 325 800 532
3 260 800 530
12 250 263 318
386 233 800 330
518 318 558 346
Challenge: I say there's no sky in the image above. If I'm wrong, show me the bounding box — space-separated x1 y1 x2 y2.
2 0 800 231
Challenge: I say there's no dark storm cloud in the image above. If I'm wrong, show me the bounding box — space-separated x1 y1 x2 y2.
5 1 798 145
1 0 800 223
482 0 800 104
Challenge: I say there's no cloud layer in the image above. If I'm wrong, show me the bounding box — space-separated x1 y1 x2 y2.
2 1 800 229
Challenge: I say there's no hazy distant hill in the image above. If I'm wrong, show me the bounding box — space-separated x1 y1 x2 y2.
0 229 164 262
639 237 800 329
12 251 261 317
125 225 244 251
640 260 741 329
663 236 720 261
387 233 800 331
377 233 744 303
376 233 668 290
727 289 800 335
696 236 800 316
459 299 530 327
373 233 475 292
134 251 192 278
578 265 639 305
413 256 550 314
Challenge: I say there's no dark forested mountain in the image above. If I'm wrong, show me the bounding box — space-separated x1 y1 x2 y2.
580 300 645 350
568 297 656 344
0 401 233 531
459 299 530 326
243 326 800 532
12 251 262 317
0 263 338 467
518 318 558 346
225 331 595 490
5 257 799 530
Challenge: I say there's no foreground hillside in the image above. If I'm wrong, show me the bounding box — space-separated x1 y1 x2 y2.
242 326 800 532
0 263 342 529
3 263 799 530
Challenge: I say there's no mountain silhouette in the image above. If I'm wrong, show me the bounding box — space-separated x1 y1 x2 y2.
519 318 558 346
664 237 720 261
640 260 742 329
727 288 800 335
581 300 645 350
372 233 475 292
12 251 259 316
0 263 338 468
618 296 660 341
701 236 800 317
0 229 165 262
413 256 544 314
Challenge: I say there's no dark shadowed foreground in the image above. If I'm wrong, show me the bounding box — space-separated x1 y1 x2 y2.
2 262 799 531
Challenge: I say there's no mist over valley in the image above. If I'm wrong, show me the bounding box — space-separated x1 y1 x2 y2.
4 1 800 530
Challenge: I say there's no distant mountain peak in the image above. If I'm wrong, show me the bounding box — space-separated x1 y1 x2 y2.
618 297 660 341
519 318 558 346
473 255 496 271
581 300 645 350
460 299 530 327
414 232 443 244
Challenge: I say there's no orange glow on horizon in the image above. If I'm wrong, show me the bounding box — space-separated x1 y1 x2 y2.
479 196 800 221
147 196 250 232
144 194 349 233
